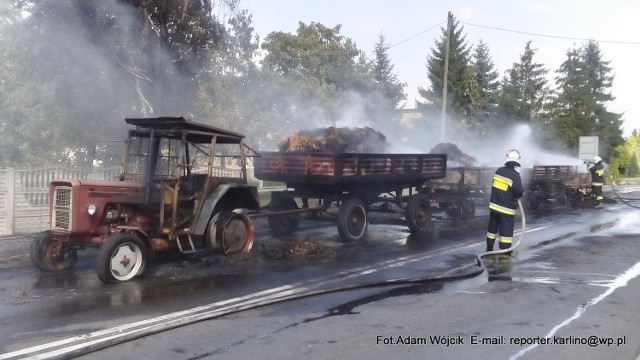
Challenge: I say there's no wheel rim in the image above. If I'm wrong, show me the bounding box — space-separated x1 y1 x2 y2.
110 242 143 281
224 218 247 253
43 239 63 265
414 202 430 226
348 207 366 236
222 213 254 254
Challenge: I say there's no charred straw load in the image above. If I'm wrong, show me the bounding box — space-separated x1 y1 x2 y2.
277 127 478 168
278 126 390 153
429 142 477 167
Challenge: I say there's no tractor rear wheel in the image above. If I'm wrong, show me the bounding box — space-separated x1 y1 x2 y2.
208 211 255 254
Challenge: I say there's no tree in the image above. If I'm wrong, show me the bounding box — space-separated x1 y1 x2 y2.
262 23 404 137
262 22 360 90
550 40 623 158
497 41 549 124
194 9 261 129
469 39 500 133
418 15 474 121
0 2 73 165
629 152 640 177
371 33 406 108
609 130 640 178
358 33 407 137
1 0 238 166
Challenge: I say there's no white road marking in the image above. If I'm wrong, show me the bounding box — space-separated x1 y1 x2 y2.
510 261 640 360
0 241 478 360
0 223 576 359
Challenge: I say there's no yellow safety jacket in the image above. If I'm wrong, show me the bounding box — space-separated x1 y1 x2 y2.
489 163 524 216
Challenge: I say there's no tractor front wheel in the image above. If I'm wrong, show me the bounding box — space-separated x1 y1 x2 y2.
30 230 78 271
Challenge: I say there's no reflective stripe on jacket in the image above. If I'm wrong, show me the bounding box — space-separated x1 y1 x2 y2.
489 164 523 216
590 161 605 186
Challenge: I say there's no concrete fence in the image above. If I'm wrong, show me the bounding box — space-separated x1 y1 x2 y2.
0 166 121 236
0 166 260 236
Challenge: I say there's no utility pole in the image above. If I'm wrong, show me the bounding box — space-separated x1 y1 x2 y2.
440 11 452 143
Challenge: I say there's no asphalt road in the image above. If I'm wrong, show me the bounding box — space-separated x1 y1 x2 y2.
1 185 640 360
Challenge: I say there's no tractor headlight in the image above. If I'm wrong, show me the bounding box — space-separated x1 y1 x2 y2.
87 204 98 216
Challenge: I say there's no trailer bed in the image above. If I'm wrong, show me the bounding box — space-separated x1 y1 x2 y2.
432 167 495 188
530 165 578 181
254 152 447 189
254 152 447 242
428 167 494 219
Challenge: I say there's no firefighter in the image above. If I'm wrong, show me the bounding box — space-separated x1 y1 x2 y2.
486 149 524 253
589 155 605 208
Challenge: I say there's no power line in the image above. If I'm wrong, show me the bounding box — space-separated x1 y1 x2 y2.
460 21 640 45
389 21 446 48
387 18 640 48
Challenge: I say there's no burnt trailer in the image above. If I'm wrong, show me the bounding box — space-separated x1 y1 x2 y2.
521 165 587 210
564 170 597 208
427 167 495 220
254 152 447 242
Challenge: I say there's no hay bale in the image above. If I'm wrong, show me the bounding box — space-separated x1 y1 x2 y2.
279 126 389 153
429 142 477 166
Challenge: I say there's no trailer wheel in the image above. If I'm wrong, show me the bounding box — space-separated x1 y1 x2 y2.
337 197 368 242
405 193 432 233
30 230 77 271
208 211 255 254
267 196 299 237
460 200 476 219
524 192 539 210
96 232 148 283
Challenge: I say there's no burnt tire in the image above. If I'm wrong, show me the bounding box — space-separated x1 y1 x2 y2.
405 193 432 233
524 192 539 210
267 196 299 237
208 211 255 254
337 197 368 242
30 230 77 271
460 200 476 219
96 232 148 283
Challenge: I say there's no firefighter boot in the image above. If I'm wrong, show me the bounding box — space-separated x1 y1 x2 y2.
499 242 512 256
486 238 495 252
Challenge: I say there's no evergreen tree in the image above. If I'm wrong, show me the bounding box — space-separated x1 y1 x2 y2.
470 40 500 132
352 33 408 139
550 40 623 158
371 33 406 108
497 41 549 123
418 15 475 128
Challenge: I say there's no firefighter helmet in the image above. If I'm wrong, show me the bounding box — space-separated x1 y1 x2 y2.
506 149 521 163
593 155 602 163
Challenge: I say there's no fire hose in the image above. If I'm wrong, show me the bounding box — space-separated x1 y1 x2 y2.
605 169 640 209
476 198 526 265
14 204 526 359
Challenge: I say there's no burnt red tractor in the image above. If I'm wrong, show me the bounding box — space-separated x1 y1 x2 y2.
30 117 259 283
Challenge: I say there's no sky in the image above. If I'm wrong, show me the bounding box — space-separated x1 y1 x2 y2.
241 0 640 137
